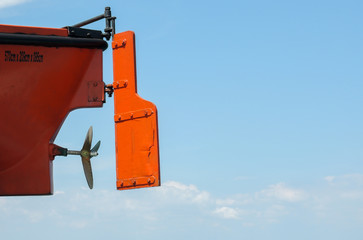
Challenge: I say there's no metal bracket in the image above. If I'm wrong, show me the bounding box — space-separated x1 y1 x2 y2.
104 84 114 98
68 7 116 40
117 176 156 188
104 80 128 99
67 27 103 39
114 108 154 123
88 81 104 102
113 80 128 89
112 39 127 49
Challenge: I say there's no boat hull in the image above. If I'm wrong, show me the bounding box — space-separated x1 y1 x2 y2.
0 26 105 195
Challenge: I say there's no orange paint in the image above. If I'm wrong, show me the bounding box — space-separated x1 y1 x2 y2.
0 25 104 195
113 31 160 190
0 24 68 36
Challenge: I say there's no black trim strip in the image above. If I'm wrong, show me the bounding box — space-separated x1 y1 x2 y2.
0 33 108 50
66 27 104 39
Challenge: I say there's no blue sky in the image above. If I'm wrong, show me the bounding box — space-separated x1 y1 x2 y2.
1 0 363 239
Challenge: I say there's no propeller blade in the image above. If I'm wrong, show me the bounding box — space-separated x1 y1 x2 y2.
91 140 101 153
81 126 93 152
81 156 93 189
80 126 94 189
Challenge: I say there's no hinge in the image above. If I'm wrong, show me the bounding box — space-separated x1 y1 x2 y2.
117 176 156 188
112 39 126 49
113 80 128 89
114 108 154 123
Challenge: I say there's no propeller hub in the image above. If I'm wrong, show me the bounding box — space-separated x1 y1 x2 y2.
81 150 90 158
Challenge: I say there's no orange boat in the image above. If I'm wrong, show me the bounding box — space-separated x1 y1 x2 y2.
0 7 160 196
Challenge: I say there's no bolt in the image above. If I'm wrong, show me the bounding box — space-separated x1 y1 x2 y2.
93 82 98 87
121 39 127 47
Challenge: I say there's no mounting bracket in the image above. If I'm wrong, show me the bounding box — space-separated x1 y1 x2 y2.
67 6 116 40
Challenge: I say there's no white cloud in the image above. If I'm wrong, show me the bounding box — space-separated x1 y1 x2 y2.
158 181 211 204
0 181 308 228
216 198 236 206
257 183 307 202
216 194 252 206
261 204 289 222
341 174 363 185
213 207 239 219
324 174 363 185
0 0 30 9
340 191 363 200
1 177 363 233
324 176 335 182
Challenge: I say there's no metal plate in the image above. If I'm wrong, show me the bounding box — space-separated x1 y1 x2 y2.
113 31 160 190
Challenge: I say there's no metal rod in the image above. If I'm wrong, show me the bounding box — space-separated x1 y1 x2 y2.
67 150 81 155
71 14 105 28
111 17 116 38
67 150 98 157
67 7 116 40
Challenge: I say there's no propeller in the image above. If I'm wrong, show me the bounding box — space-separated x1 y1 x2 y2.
67 126 101 189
